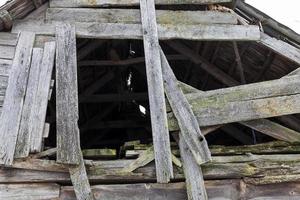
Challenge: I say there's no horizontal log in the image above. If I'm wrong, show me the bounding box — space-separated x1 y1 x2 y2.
46 8 238 25
0 33 18 46
12 20 261 41
50 0 233 8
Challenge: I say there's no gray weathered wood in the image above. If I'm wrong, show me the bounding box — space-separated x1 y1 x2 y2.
161 49 211 165
0 59 12 76
56 23 81 164
0 45 15 60
50 0 233 7
0 183 60 200
0 32 18 46
0 32 35 166
140 0 173 183
30 42 56 153
260 32 300 65
12 20 261 41
46 8 238 25
179 133 208 200
14 48 43 158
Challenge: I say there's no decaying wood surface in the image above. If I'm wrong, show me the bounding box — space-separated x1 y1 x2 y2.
50 0 233 8
12 20 261 41
161 48 211 165
56 23 81 165
15 48 43 158
30 41 56 153
46 8 238 25
140 0 173 183
0 31 35 166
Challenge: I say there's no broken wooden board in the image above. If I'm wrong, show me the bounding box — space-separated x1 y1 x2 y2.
12 20 261 41
50 0 233 8
161 49 211 165
0 183 60 200
30 41 56 153
46 8 238 25
0 32 35 166
140 0 173 183
56 23 81 165
14 48 43 158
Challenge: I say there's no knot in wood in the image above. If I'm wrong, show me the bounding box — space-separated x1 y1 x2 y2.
0 10 12 30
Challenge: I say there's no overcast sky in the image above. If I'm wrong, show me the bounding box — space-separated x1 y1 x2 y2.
0 0 299 33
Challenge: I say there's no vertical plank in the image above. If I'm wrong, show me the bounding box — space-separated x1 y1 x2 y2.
30 41 56 153
161 49 211 165
56 23 81 164
0 32 35 166
139 0 173 183
14 48 43 158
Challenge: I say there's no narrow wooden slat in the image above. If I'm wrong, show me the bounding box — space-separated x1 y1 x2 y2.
140 0 173 183
56 23 80 164
260 32 300 65
0 32 18 46
50 0 233 7
0 45 15 60
161 49 211 165
0 183 60 200
12 20 261 41
46 8 238 25
15 48 43 158
30 42 56 153
0 32 35 166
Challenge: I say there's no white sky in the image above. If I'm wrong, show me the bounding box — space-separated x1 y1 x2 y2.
0 0 299 33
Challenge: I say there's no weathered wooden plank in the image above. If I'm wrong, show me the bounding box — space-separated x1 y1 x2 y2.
161 49 211 165
50 0 233 7
260 32 300 65
0 32 35 166
46 8 238 25
14 48 44 158
30 42 56 153
12 20 260 41
0 32 18 46
0 183 60 200
140 0 173 183
0 45 15 60
0 59 12 76
56 23 81 164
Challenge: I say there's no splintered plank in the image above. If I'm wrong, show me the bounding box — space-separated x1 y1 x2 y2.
0 183 60 200
12 20 260 41
46 8 238 25
140 0 173 183
160 49 211 165
14 48 43 158
0 32 35 166
56 23 81 164
50 0 233 7
30 42 56 153
260 32 300 65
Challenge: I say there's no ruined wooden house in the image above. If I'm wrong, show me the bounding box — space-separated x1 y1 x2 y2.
0 0 300 199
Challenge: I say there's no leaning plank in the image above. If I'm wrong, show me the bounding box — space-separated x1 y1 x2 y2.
140 0 173 183
30 42 56 153
0 32 35 166
260 32 300 65
0 183 60 200
56 23 80 164
12 20 260 41
46 8 238 25
15 48 43 158
0 45 15 60
161 49 211 165
50 0 233 7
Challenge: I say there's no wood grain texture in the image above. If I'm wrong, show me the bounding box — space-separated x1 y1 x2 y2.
14 48 43 158
30 42 56 153
56 23 81 164
0 45 15 60
0 32 18 46
50 0 233 7
140 0 173 183
161 49 211 165
0 31 35 166
12 20 260 41
0 59 12 77
46 8 238 25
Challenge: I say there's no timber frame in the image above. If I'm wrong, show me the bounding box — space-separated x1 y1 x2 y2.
0 0 300 199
